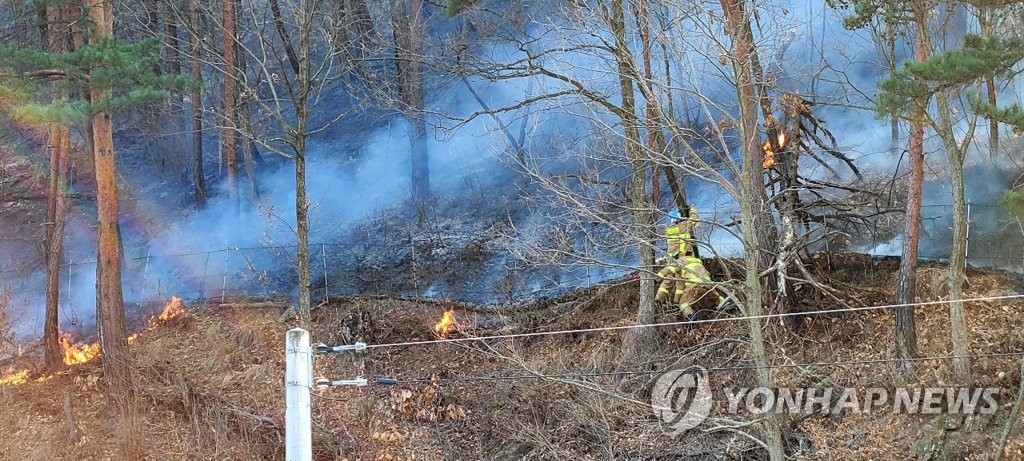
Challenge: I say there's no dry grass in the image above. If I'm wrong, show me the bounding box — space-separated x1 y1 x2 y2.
3 258 1024 459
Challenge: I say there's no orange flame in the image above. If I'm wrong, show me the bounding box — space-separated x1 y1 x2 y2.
60 332 100 366
158 296 183 322
434 308 456 337
762 130 788 169
0 368 28 386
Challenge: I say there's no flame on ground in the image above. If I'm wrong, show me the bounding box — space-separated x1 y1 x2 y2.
434 308 456 337
159 296 183 322
61 332 100 366
0 368 28 386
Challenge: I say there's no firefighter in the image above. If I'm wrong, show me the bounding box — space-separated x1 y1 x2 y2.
656 207 697 309
664 207 699 258
655 208 721 315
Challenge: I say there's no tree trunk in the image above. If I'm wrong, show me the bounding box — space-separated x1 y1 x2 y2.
188 0 206 207
394 0 430 210
719 0 784 458
43 1 73 372
88 0 132 396
346 0 376 59
222 0 239 209
979 9 998 157
44 124 71 372
935 89 971 383
294 0 312 330
235 42 262 203
143 0 162 74
408 0 429 209
611 0 656 364
894 9 930 377
888 24 899 157
269 0 300 75
295 134 311 329
162 0 180 77
636 0 664 210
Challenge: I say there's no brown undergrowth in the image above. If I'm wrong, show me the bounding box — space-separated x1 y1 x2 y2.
2 255 1024 459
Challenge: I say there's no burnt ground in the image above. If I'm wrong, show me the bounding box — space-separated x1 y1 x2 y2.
3 254 1024 460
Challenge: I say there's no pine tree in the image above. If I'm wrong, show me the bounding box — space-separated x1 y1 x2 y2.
877 19 1024 383
0 0 189 394
829 0 928 378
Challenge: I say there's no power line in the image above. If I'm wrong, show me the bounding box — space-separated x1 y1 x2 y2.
365 293 1024 350
380 350 1024 386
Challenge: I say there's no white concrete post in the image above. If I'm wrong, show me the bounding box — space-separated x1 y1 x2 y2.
285 328 313 461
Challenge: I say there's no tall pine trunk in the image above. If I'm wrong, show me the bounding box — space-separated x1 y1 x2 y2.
894 9 930 376
719 0 784 458
188 0 206 207
88 0 132 396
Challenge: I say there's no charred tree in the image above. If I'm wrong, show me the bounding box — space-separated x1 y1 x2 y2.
718 0 784 458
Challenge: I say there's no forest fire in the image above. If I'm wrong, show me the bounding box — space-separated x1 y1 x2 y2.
434 308 456 337
158 296 183 322
60 332 99 366
0 368 28 385
762 130 788 168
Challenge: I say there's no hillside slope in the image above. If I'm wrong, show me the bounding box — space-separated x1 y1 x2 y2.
3 255 1024 460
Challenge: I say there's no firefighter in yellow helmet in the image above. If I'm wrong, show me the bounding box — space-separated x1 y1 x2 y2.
656 207 721 316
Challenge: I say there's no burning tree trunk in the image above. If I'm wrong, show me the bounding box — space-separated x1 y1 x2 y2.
43 0 75 372
222 0 239 209
188 0 206 207
718 0 784 458
88 0 132 396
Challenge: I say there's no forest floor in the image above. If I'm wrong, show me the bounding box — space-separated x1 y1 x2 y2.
3 254 1024 460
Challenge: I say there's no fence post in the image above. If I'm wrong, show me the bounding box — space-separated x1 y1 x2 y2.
321 243 329 304
66 257 72 314
965 201 972 269
285 328 313 461
141 249 151 300
221 250 229 303
199 251 211 300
